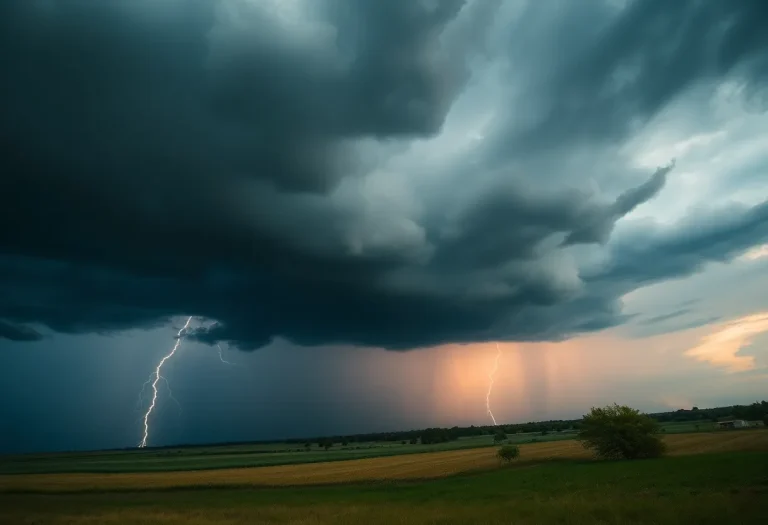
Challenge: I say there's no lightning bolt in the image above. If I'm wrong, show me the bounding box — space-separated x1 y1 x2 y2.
217 343 235 365
138 316 193 448
486 342 501 426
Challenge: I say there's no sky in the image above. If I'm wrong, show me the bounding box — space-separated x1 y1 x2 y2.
1 0 767 454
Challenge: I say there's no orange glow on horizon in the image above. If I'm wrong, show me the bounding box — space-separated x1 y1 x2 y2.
355 311 766 427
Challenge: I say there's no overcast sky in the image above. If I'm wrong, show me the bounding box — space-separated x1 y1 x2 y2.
1 0 767 454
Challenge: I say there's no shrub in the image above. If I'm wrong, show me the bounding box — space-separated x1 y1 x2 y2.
493 431 507 443
578 404 666 460
497 444 520 463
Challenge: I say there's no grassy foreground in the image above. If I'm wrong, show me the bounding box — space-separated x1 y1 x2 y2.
2 450 767 524
2 431 766 524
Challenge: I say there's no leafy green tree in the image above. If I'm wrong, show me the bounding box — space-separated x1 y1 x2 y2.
578 404 666 460
496 444 520 463
493 431 507 443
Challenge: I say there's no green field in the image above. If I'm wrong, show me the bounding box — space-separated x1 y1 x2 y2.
2 451 767 524
1 432 583 475
0 435 496 475
0 418 719 477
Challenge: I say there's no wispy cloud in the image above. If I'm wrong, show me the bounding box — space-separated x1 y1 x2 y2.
684 312 768 373
636 308 692 326
741 244 768 261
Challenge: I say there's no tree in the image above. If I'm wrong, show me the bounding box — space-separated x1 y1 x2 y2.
497 444 520 463
578 404 666 460
493 430 507 443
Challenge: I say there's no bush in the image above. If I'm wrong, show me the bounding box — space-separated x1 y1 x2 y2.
493 431 507 443
497 444 520 463
578 404 666 460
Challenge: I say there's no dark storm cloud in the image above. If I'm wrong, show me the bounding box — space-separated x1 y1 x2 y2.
490 0 768 159
0 319 42 342
1 0 767 349
561 162 674 246
593 200 768 286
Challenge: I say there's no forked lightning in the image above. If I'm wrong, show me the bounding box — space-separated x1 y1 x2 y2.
138 316 193 448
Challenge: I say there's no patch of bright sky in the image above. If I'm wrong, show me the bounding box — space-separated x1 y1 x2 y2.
742 244 768 261
622 80 768 226
684 312 768 373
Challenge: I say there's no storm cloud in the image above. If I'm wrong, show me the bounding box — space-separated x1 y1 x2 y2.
1 0 767 350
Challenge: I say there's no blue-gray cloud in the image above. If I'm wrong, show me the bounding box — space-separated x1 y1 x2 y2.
0 319 42 342
1 0 767 350
637 309 693 327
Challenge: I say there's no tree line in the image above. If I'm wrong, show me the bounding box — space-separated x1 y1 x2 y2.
285 401 768 448
134 400 767 451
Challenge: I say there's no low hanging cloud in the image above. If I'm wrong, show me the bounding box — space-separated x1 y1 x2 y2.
1 0 767 350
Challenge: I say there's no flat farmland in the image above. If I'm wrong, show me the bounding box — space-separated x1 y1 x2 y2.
2 430 766 493
2 446 767 524
0 435 502 475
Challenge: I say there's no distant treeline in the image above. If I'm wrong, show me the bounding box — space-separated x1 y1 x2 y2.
285 401 768 447
131 401 767 451
652 401 768 424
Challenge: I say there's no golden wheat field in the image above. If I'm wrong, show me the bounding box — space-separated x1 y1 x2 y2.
2 431 766 493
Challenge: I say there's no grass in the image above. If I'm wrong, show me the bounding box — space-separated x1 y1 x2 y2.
0 424 716 477
1 449 767 524
0 435 500 475
2 430 765 493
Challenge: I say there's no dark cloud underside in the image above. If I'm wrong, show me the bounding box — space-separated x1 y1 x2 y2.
1 0 767 350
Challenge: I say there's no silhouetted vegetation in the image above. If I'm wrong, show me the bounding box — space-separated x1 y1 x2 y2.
496 444 520 463
92 401 766 454
282 401 766 449
578 404 666 460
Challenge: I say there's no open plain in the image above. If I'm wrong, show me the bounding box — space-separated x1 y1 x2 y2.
2 430 767 524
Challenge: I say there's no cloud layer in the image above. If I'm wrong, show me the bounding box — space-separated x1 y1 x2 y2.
1 0 767 350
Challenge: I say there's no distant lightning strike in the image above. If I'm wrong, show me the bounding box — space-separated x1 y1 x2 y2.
217 343 234 365
138 316 193 448
486 343 501 426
